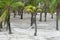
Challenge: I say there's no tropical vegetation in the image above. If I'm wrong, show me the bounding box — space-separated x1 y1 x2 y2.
0 0 60 36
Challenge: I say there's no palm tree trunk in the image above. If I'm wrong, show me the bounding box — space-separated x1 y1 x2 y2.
31 13 33 26
30 13 37 36
8 6 12 34
51 14 53 19
7 17 12 34
17 7 23 19
34 13 37 36
20 13 23 19
39 12 42 21
44 12 47 21
56 13 59 30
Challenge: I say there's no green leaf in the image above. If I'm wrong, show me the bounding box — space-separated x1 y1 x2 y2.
24 5 36 13
11 2 24 9
49 0 58 13
0 10 8 22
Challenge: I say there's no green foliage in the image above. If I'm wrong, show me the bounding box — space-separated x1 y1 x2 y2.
11 2 24 10
50 0 58 13
0 0 59 23
25 0 36 6
0 10 8 22
0 0 24 24
24 5 36 13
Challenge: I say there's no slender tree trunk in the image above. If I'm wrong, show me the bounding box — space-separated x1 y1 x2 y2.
30 13 37 36
7 17 12 34
51 14 53 19
17 7 23 19
44 12 47 21
31 13 33 26
56 13 59 30
39 12 42 21
7 6 12 34
20 13 23 19
34 13 37 36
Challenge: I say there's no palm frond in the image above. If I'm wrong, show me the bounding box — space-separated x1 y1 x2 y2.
11 2 24 10
0 10 8 22
24 5 36 13
49 0 58 13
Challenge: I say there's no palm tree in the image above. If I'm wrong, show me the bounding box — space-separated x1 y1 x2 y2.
37 0 51 21
24 5 37 36
24 0 38 36
50 0 59 30
56 1 60 30
37 1 43 21
43 0 52 21
0 0 24 34
17 0 24 19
